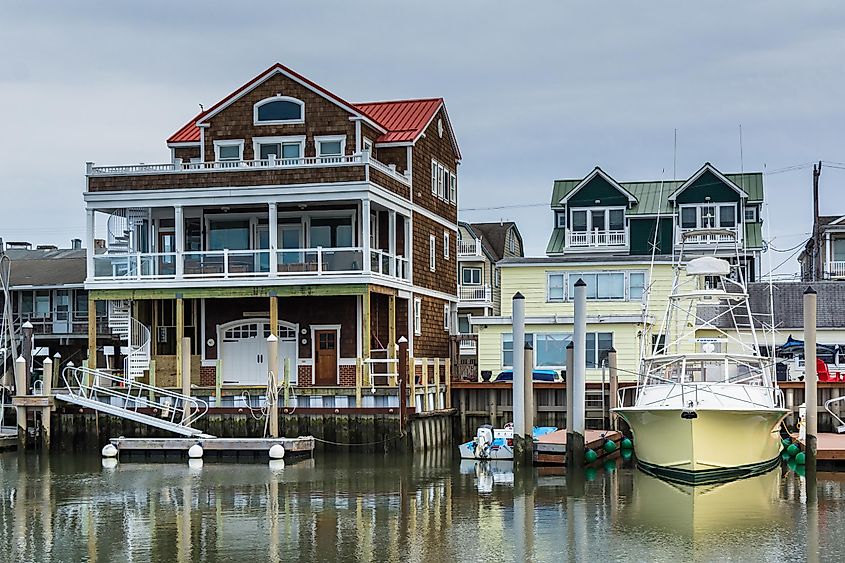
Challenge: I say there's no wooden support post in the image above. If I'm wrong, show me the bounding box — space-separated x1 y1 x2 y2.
512 292 526 437
87 296 97 370
459 389 468 438
181 337 191 423
489 388 498 426
398 337 408 429
608 348 618 431
52 352 61 390
283 358 290 407
215 359 221 405
148 359 157 401
355 358 363 408
362 290 371 387
15 356 26 448
433 358 441 409
409 355 416 411
175 297 184 388
389 294 396 385
445 358 452 409
22 322 33 385
422 359 430 412
269 294 278 337
42 357 52 397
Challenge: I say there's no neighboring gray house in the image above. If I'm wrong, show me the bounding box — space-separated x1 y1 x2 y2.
800 215 845 281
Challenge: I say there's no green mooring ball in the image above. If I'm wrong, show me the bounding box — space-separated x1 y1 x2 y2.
585 467 598 481
621 437 634 450
781 438 792 448
795 451 806 465
781 450 792 461
786 443 800 457
585 449 599 463
604 440 618 453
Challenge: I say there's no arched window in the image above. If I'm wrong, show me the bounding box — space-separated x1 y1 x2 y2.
254 96 304 125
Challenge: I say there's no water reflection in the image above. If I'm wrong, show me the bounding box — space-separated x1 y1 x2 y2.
1 451 844 562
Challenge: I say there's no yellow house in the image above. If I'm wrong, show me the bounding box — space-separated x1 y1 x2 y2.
473 257 685 382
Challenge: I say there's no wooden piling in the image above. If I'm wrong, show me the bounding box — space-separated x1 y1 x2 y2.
355 358 363 408
409 355 416 411
87 297 97 370
175 297 184 388
608 348 618 431
512 292 526 437
804 286 818 471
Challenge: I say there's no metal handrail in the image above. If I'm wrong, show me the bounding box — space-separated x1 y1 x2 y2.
824 395 845 432
61 365 208 428
618 381 785 410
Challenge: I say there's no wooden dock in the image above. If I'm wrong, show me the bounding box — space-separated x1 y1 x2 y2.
807 433 845 461
110 436 315 459
534 428 622 465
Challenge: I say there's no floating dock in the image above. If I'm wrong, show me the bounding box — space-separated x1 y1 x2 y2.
110 436 315 459
805 433 845 462
534 429 622 465
0 427 15 451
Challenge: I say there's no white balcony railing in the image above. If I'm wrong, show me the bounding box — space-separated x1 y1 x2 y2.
827 260 845 278
92 247 411 283
459 284 492 302
566 230 627 248
458 238 482 257
86 152 412 186
679 227 740 245
459 338 478 355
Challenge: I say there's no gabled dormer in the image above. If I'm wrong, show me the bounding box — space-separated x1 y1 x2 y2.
549 167 637 254
669 163 748 246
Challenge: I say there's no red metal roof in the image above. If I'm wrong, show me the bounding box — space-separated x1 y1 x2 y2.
354 98 443 143
165 65 458 159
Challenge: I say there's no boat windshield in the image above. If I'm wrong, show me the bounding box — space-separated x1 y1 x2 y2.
643 356 771 386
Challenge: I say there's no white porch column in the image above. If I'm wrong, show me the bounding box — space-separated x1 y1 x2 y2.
404 213 412 282
362 199 371 274
86 209 95 280
175 206 184 279
388 209 397 277
825 232 832 278
269 202 278 276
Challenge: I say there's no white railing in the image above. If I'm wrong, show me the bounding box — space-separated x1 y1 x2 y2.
458 238 482 257
61 365 209 429
87 153 412 186
567 230 627 248
88 155 363 176
92 247 412 283
827 260 845 278
679 227 740 245
459 284 492 302
459 338 478 355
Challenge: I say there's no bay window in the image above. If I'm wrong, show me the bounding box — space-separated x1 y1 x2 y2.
547 270 647 302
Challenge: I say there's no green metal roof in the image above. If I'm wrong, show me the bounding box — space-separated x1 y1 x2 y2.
551 172 764 214
546 227 566 254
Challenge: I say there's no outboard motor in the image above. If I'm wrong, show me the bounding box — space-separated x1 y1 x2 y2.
474 425 494 458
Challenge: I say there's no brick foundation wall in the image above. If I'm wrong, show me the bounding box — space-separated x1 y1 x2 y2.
297 365 313 386
338 364 356 386
199 366 216 386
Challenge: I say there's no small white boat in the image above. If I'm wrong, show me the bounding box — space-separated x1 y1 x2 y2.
459 460 515 493
458 423 557 460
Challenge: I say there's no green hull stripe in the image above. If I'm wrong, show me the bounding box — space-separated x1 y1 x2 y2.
637 455 781 486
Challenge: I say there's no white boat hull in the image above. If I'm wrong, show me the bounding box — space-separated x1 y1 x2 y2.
614 406 788 484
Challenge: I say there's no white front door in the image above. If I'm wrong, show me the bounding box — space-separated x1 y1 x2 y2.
220 320 298 386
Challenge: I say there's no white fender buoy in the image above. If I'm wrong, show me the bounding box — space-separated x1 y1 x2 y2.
101 457 118 470
269 444 285 459
188 444 204 459
188 458 204 471
102 444 118 458
269 459 286 472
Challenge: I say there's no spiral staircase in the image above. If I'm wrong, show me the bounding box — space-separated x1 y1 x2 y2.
108 301 151 380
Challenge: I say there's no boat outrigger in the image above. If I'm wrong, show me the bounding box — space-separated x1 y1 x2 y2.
613 229 789 484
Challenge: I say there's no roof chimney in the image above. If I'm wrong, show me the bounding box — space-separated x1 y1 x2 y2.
71 238 82 250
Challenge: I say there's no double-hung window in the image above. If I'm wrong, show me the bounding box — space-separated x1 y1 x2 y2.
414 298 422 336
586 332 614 368
315 136 345 163
429 235 436 271
449 173 457 204
547 273 565 302
253 136 304 162
462 267 481 285
443 304 450 331
444 232 450 259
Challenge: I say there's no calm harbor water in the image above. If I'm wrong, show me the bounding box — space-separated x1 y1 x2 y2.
0 451 843 562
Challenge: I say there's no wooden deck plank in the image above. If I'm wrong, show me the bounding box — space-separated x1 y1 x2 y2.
812 433 845 461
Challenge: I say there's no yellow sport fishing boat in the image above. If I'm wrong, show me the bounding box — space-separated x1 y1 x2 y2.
613 228 788 485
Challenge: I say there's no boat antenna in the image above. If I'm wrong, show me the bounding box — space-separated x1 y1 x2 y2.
639 168 667 364
764 197 778 388
739 124 744 174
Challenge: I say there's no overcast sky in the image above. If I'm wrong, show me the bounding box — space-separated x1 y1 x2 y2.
3 1 844 276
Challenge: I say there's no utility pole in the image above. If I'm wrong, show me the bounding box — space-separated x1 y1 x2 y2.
812 162 822 281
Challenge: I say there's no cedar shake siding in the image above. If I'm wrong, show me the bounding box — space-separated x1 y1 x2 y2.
415 295 449 358
203 73 357 163
411 107 459 223
412 211 457 296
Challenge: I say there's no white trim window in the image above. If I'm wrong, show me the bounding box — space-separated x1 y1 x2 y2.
546 271 647 302
414 298 422 336
253 96 305 125
679 203 738 230
449 173 457 204
431 159 455 203
214 139 244 163
429 234 436 271
252 135 305 162
508 233 516 254
744 205 758 222
444 232 450 259
569 206 626 233
443 304 450 331
431 161 438 196
502 331 613 369
315 135 346 163
556 212 566 228
462 266 482 285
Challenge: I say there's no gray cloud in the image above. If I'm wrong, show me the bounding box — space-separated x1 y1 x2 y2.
2 1 844 274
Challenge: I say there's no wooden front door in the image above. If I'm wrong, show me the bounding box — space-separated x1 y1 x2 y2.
314 330 338 385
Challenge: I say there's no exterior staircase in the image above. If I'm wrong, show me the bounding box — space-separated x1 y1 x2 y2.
106 207 148 254
108 300 151 380
56 366 213 438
